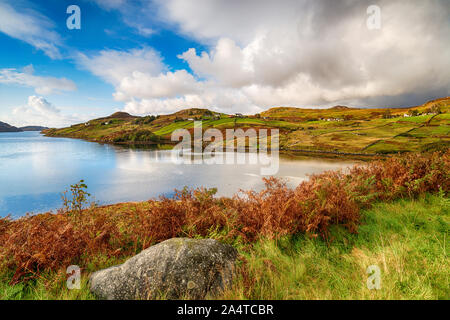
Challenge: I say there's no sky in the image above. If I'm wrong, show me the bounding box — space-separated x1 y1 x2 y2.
0 0 449 128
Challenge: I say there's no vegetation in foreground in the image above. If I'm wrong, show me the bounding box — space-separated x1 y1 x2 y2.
43 97 450 155
0 150 448 299
1 194 448 300
226 194 449 300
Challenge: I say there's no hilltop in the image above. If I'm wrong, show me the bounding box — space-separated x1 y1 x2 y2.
43 97 450 156
99 111 137 120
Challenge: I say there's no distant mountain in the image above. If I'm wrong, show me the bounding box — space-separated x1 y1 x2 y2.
0 121 21 132
0 122 48 132
20 126 48 131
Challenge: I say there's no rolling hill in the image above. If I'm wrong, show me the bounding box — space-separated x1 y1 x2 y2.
43 97 450 156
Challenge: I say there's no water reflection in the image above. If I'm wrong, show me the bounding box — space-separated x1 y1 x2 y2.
0 132 356 217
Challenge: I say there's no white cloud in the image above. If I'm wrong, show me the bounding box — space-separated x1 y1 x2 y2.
85 0 450 115
122 87 262 116
158 0 450 106
0 2 62 59
77 48 165 85
114 70 201 101
9 96 86 128
78 47 261 115
155 0 299 44
136 26 156 37
0 67 77 95
175 1 449 100
91 0 126 11
91 0 159 38
178 38 254 88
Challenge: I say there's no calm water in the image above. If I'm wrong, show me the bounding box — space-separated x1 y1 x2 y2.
0 132 356 217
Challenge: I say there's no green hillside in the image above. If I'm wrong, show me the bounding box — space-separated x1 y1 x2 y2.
43 97 450 155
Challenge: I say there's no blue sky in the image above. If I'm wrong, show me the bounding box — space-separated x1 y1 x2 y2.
0 0 208 127
0 0 449 127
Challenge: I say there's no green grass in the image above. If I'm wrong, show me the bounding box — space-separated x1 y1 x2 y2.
43 97 450 155
0 273 95 300
1 194 448 300
222 194 449 300
397 115 434 123
153 121 193 135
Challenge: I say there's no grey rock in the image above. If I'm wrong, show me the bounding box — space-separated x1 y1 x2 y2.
89 238 238 300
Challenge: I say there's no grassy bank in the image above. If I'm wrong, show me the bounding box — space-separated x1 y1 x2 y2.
1 194 448 300
226 194 449 300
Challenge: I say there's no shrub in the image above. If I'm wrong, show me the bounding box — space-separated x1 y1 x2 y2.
134 115 156 125
113 130 160 143
61 180 91 220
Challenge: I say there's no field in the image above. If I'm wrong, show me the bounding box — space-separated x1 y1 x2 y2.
43 97 450 155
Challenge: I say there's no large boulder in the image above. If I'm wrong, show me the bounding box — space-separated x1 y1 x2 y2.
89 238 238 300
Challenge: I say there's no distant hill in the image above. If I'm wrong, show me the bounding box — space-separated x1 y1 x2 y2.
0 122 49 132
103 112 136 120
0 121 21 132
260 97 450 121
328 105 355 110
108 111 136 119
90 111 138 123
20 126 48 131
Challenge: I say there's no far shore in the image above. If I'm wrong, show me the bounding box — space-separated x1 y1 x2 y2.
41 131 386 161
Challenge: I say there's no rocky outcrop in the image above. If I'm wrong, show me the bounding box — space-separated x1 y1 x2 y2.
89 238 238 300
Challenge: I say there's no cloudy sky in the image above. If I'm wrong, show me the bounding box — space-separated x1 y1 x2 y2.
0 0 449 127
